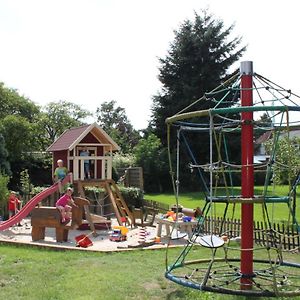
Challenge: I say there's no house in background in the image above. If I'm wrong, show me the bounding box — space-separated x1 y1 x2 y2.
254 130 272 164
47 123 119 181
254 126 300 164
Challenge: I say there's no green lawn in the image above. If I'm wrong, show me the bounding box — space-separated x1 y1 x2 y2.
0 244 299 300
145 186 300 224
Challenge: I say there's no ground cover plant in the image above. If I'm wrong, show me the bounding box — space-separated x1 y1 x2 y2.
0 244 299 300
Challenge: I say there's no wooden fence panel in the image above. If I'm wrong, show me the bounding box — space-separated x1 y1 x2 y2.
200 216 299 251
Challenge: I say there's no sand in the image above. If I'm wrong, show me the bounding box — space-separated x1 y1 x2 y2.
0 218 189 252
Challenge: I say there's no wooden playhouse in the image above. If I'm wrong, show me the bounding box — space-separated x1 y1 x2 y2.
46 123 152 228
47 122 120 181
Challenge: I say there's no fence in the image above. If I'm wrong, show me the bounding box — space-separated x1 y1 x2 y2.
201 216 300 251
18 193 300 251
117 167 144 190
143 199 169 213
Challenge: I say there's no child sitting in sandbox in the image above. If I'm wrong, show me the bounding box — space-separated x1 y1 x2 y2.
56 187 78 223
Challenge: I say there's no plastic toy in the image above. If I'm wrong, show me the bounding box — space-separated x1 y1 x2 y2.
75 234 93 248
109 227 127 242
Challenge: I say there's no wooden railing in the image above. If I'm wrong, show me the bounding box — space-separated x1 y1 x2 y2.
71 156 112 180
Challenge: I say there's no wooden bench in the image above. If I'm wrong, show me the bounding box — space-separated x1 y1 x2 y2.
31 197 90 242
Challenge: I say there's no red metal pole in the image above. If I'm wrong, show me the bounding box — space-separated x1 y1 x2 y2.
240 61 254 289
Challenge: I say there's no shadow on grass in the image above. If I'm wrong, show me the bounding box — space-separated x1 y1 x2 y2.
166 289 186 300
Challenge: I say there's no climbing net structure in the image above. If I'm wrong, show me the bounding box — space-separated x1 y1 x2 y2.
165 61 300 297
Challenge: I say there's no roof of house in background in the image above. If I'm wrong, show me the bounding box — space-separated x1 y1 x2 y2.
46 123 120 152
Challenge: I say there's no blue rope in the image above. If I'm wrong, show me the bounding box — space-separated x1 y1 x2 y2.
181 131 209 195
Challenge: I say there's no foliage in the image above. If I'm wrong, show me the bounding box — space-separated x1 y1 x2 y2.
0 84 92 189
20 169 32 196
264 136 300 185
0 82 40 122
31 185 47 196
147 10 246 192
150 10 246 145
0 133 11 175
84 185 143 208
38 100 91 144
0 115 38 162
112 152 136 169
134 133 170 192
118 186 143 208
0 83 51 188
96 100 140 153
0 172 9 214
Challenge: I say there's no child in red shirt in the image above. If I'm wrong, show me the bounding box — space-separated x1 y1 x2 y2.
56 187 77 223
8 191 21 219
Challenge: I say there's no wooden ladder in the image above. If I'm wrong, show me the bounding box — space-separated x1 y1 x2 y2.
76 181 98 237
104 180 135 226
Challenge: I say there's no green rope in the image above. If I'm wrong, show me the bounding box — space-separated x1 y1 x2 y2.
213 77 241 109
263 112 285 198
175 72 240 116
285 109 293 229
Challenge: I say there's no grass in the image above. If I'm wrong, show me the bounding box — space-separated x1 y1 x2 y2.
0 244 299 300
145 186 300 224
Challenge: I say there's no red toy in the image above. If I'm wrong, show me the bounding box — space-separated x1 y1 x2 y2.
75 234 93 248
109 228 127 242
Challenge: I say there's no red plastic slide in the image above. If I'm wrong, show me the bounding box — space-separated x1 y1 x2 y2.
0 175 71 231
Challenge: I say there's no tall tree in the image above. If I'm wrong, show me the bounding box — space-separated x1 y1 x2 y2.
96 100 140 153
151 10 246 144
147 10 246 192
0 82 40 122
133 133 169 192
0 115 38 163
39 100 91 144
0 134 11 175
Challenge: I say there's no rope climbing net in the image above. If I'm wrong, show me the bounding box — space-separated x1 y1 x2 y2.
164 66 300 297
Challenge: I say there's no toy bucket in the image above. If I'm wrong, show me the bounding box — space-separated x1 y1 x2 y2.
75 234 93 248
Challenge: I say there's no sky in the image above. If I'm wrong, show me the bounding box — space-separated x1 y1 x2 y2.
0 0 299 129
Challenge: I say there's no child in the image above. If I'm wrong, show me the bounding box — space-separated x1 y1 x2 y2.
56 187 77 223
53 159 68 181
80 147 91 179
53 159 69 193
8 191 21 219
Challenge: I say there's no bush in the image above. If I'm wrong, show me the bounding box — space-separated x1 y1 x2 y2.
84 185 143 209
133 133 170 192
118 186 143 209
30 184 144 213
112 153 136 169
265 137 300 185
0 173 9 217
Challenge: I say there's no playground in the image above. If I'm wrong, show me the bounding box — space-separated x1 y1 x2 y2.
0 61 300 299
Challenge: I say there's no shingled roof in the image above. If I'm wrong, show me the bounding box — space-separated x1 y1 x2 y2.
47 123 120 152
